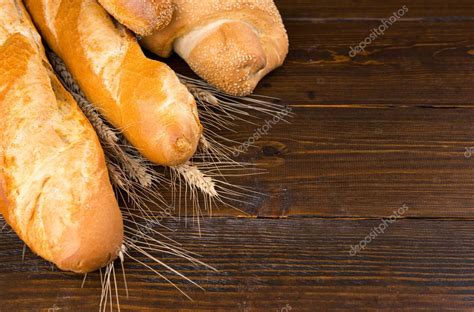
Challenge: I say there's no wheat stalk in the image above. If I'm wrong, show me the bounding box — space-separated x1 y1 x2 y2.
94 219 217 311
173 162 218 198
0 215 9 233
179 73 292 122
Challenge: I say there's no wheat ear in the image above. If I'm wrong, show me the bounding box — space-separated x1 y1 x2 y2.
173 162 218 198
179 73 293 125
0 215 10 234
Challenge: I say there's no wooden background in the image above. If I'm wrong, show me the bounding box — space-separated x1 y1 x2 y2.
1 0 474 311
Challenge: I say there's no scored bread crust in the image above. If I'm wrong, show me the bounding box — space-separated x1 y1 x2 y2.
141 0 289 96
25 0 202 166
0 0 123 274
98 0 173 35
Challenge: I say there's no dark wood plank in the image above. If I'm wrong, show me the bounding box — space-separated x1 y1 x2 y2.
275 0 474 19
160 20 474 106
2 218 474 311
169 106 474 218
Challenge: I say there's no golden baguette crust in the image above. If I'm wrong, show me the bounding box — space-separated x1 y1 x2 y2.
142 0 289 96
98 0 173 35
25 0 202 166
0 0 123 273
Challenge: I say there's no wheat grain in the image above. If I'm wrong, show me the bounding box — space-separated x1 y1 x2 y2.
173 162 218 198
0 215 7 233
178 73 291 121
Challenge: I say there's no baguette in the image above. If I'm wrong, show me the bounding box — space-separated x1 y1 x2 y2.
25 0 202 166
0 0 123 273
141 0 289 96
98 0 173 35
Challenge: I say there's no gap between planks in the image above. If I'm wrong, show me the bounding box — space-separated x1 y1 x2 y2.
290 104 474 109
284 17 474 23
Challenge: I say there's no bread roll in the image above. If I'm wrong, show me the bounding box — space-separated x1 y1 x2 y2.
141 0 289 96
25 0 202 166
98 0 173 35
0 0 123 273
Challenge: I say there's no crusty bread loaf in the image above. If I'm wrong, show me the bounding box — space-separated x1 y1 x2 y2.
141 0 289 96
98 0 173 35
25 0 202 166
0 0 123 274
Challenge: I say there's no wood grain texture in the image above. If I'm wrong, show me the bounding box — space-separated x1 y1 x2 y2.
161 106 474 218
2 218 474 311
213 106 474 218
163 20 474 105
1 0 474 311
275 0 474 19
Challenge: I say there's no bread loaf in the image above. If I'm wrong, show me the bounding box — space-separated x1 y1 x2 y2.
25 0 202 166
98 0 173 35
141 0 289 96
0 0 123 274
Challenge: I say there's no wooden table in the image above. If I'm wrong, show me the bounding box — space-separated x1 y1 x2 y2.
2 1 474 311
